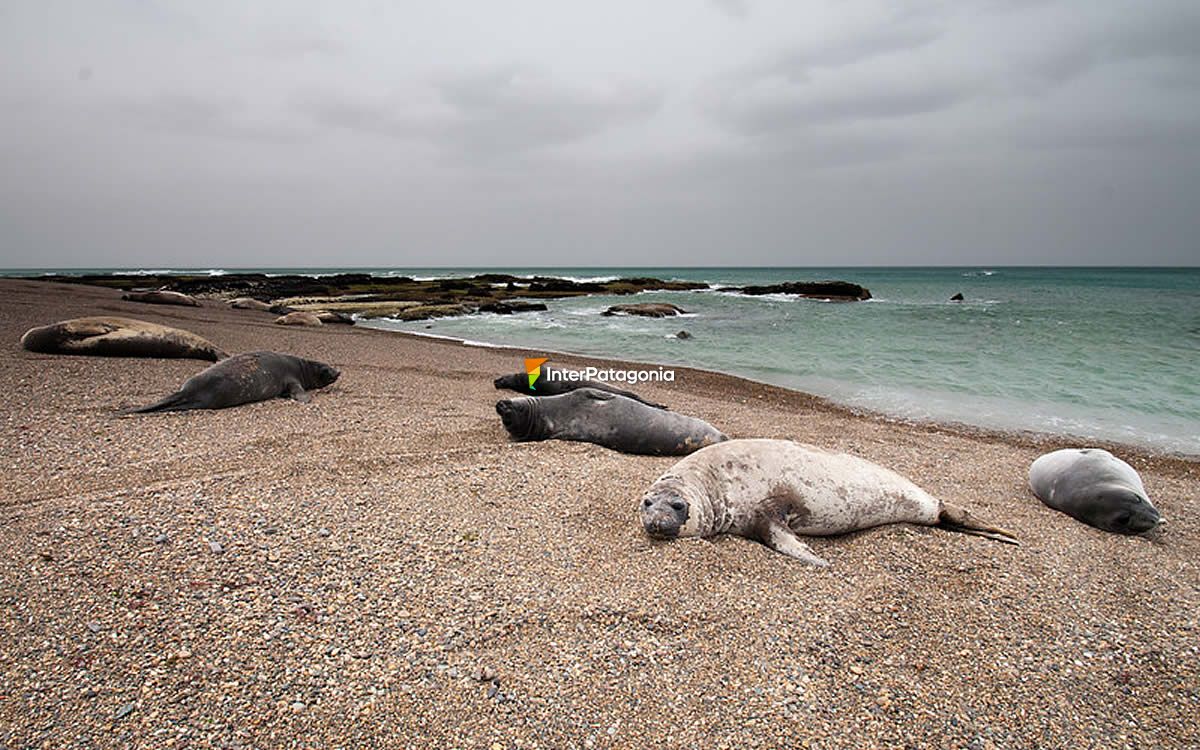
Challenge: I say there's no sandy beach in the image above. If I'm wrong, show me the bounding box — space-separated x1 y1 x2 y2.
1 277 1197 749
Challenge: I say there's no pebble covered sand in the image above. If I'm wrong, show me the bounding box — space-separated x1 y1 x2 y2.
1 278 1197 749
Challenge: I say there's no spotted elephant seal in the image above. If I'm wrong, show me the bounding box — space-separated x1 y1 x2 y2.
1028 448 1163 534
133 351 339 413
21 317 226 361
494 366 666 409
495 388 724 455
640 439 1018 566
121 290 201 307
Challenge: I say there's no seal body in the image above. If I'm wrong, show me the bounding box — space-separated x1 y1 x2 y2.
121 290 200 307
275 312 323 326
133 351 339 412
495 388 724 456
494 366 667 409
641 439 1017 566
229 297 272 311
20 317 226 361
1028 448 1162 534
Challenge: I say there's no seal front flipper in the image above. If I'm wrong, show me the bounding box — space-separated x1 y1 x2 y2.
762 522 830 567
937 503 1020 546
285 382 312 403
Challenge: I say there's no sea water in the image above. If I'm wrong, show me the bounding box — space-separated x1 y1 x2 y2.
8 267 1198 454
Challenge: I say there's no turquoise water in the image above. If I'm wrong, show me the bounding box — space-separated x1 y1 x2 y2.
7 267 1198 454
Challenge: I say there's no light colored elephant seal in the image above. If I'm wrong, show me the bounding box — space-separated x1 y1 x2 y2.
132 351 339 412
121 290 201 307
495 388 725 456
640 439 1018 566
229 297 273 311
274 312 323 326
1028 448 1163 534
20 317 226 361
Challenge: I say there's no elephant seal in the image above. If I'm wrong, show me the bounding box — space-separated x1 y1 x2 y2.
133 351 339 413
1028 448 1163 534
494 366 666 409
313 310 355 325
20 317 226 361
122 290 201 307
229 297 272 311
275 312 323 326
640 439 1018 567
495 388 724 455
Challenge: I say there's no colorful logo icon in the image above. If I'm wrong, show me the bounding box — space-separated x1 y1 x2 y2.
524 357 549 390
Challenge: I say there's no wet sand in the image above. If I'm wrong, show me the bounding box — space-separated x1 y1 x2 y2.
1 278 1197 749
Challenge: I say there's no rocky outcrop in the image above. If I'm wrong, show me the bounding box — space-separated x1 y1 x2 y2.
727 281 871 301
602 303 688 318
477 301 549 315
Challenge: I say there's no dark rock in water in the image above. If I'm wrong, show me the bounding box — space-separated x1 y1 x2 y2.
737 281 871 301
675 330 692 340
478 301 549 315
602 303 688 318
950 292 965 302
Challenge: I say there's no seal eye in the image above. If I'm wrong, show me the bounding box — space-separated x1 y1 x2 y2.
669 500 686 512
642 498 653 508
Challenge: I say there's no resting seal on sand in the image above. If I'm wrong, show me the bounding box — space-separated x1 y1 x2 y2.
229 297 273 311
640 439 1018 566
133 351 339 412
1028 448 1163 534
20 317 226 361
494 366 666 409
495 388 724 456
275 312 323 326
121 290 201 307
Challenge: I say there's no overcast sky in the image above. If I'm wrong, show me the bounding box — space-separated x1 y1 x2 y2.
2 0 1198 268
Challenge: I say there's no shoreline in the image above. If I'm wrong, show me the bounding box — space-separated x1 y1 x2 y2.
3 277 1198 748
371 324 1200 471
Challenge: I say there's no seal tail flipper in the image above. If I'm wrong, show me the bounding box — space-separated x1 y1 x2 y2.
128 390 193 414
937 503 1020 546
763 522 831 567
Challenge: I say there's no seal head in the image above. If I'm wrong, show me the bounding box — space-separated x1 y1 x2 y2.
641 479 692 539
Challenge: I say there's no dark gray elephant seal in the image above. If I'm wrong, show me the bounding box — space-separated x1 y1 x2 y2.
133 351 339 413
494 366 667 409
495 388 724 456
21 317 226 361
640 439 1018 567
1028 448 1163 534
122 290 201 307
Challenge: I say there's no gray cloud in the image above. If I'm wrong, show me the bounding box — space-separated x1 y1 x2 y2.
0 0 1197 267
299 66 662 159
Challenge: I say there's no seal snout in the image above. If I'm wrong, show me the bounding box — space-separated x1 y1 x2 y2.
640 492 688 539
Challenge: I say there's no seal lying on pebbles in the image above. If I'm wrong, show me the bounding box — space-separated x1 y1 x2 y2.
494 366 667 409
640 439 1018 566
495 388 724 455
133 351 339 413
229 297 273 311
20 317 226 361
1029 448 1164 534
275 312 323 326
121 290 201 307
